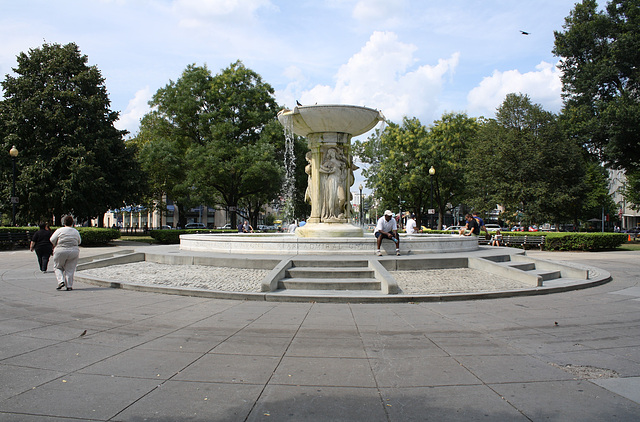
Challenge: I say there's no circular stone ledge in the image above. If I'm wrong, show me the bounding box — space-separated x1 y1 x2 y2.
74 246 612 304
179 233 479 255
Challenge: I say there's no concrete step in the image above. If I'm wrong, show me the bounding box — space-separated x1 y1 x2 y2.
78 250 136 264
278 277 381 291
286 267 374 279
527 269 562 281
290 260 369 268
505 262 536 271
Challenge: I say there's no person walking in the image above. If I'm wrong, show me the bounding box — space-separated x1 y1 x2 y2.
30 222 53 273
50 216 82 291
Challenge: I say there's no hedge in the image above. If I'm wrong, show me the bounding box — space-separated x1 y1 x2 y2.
76 227 121 246
148 229 236 244
427 230 628 251
541 232 628 251
0 226 120 247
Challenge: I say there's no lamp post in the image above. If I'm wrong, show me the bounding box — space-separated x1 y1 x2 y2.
9 145 19 227
429 165 435 229
359 184 363 227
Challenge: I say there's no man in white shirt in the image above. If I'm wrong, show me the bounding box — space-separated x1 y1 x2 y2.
405 214 418 235
375 210 400 256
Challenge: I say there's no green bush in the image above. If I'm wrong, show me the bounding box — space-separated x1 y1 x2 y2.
0 226 120 248
148 229 233 244
77 227 121 246
543 232 627 251
0 226 37 236
423 230 628 251
149 229 182 244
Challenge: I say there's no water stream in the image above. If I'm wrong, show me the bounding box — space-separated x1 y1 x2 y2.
281 114 296 223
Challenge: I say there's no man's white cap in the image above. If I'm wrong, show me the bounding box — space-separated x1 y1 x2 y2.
384 210 393 216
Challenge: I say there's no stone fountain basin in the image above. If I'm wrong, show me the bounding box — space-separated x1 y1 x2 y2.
180 233 479 255
277 104 384 137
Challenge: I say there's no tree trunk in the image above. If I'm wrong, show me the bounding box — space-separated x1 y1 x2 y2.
230 204 238 228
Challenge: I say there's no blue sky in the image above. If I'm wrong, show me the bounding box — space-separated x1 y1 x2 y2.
1 0 581 138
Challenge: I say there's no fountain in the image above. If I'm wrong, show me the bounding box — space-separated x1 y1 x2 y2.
179 103 479 255
277 104 384 237
78 107 606 301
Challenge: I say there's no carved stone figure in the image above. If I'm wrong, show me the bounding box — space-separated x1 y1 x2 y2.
319 147 347 221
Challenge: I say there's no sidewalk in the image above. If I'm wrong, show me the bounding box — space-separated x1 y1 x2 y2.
1 244 639 421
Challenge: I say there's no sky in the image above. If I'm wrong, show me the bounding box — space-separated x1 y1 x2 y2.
1 0 582 137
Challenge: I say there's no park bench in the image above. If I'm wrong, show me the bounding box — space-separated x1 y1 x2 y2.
502 235 545 250
0 231 34 249
478 235 545 250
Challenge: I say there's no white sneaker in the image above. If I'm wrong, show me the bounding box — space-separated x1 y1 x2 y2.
376 250 382 256
396 250 401 256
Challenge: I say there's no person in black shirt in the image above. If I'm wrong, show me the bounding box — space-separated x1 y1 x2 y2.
30 222 53 272
462 214 480 236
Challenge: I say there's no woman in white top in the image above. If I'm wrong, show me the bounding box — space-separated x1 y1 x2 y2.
50 216 82 291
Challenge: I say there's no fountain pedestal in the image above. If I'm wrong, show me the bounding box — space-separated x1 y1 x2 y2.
278 105 384 238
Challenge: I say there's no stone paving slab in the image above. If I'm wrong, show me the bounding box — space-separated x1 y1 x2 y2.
0 245 639 421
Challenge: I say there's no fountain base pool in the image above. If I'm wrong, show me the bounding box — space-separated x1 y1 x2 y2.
179 233 479 255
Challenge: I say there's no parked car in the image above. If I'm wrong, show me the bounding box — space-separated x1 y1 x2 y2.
444 225 464 233
217 223 232 230
185 223 206 229
160 225 172 230
484 224 501 231
258 225 277 232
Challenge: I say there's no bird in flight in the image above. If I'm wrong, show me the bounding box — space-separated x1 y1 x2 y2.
296 100 302 106
520 30 530 35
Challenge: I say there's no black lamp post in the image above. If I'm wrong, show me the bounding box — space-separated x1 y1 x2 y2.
10 145 19 227
359 184 363 226
429 165 435 229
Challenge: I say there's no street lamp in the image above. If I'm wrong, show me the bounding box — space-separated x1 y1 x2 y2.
429 165 435 229
359 184 363 227
9 145 19 227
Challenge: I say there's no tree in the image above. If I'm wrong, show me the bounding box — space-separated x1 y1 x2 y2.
580 159 618 223
423 112 478 228
136 61 284 228
0 42 144 225
466 93 587 227
553 0 640 172
133 64 215 228
353 113 476 229
623 169 640 210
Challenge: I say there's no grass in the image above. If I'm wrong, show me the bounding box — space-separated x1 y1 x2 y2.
616 242 640 251
118 235 157 244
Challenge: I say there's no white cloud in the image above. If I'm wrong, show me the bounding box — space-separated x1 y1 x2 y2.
283 31 459 124
352 0 407 27
467 61 563 117
172 0 275 27
115 87 152 136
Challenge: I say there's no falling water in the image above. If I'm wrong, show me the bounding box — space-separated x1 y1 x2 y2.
281 114 296 223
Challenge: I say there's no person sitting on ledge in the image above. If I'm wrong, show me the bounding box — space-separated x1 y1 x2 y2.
460 214 480 236
375 210 400 256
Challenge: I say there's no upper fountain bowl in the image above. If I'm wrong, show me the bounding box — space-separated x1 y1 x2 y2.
277 104 384 137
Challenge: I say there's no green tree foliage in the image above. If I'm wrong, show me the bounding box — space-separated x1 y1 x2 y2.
553 0 640 172
466 93 587 227
135 61 283 228
354 113 476 228
580 159 618 221
425 113 478 228
623 169 640 210
0 42 144 225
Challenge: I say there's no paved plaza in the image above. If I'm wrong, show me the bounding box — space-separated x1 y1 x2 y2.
1 243 639 421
